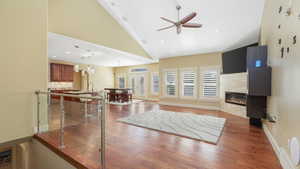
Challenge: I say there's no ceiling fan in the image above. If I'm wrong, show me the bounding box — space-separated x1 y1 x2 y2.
157 5 202 34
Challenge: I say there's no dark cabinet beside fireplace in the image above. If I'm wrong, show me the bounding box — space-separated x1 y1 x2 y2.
246 96 267 119
248 67 271 96
246 46 271 126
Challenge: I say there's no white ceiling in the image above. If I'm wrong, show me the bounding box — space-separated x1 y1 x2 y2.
97 0 265 58
48 32 156 67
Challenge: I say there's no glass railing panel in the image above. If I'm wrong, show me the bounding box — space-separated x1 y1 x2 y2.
35 91 106 169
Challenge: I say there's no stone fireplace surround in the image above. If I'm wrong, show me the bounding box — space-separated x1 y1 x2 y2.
220 72 248 118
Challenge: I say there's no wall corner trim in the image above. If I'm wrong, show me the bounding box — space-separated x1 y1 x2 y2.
263 124 296 169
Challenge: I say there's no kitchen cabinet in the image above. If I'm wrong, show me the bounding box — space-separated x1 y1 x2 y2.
50 63 74 82
61 64 74 82
50 63 61 82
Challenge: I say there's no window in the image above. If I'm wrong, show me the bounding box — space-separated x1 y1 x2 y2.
151 72 159 95
118 77 125 89
164 70 177 97
130 68 148 73
139 76 145 96
180 69 196 98
201 69 219 98
130 77 135 94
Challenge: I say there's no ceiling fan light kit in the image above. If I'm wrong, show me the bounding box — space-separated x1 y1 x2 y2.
158 5 202 34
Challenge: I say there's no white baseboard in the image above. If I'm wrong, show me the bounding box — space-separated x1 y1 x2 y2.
141 98 159 102
263 124 296 169
159 101 220 111
34 125 49 133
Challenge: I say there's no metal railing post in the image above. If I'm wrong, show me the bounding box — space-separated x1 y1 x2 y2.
97 99 101 120
59 96 65 148
36 91 41 134
84 101 88 118
100 97 106 169
47 88 51 105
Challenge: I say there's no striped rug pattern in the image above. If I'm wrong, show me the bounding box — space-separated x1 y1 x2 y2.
118 110 226 144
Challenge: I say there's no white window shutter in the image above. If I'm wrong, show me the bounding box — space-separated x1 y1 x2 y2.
202 70 218 97
152 73 159 94
165 70 177 96
181 70 196 97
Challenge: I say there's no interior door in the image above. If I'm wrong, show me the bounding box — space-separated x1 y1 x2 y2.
129 74 146 98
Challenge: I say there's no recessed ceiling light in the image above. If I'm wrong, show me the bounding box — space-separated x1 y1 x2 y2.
122 17 128 22
52 55 57 58
65 51 71 54
142 40 147 44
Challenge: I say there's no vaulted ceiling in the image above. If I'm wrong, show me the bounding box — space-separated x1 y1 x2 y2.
97 0 265 58
48 32 154 67
48 0 150 59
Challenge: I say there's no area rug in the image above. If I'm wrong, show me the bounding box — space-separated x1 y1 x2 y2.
118 110 226 144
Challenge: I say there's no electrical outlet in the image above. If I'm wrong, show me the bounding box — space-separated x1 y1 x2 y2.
267 113 278 122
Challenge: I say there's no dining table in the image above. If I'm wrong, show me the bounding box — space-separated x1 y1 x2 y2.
104 88 132 103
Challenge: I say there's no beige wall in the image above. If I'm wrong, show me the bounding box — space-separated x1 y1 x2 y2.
114 63 159 100
0 0 48 143
159 53 222 109
49 59 114 91
30 140 76 169
90 66 115 91
261 0 300 166
48 0 149 58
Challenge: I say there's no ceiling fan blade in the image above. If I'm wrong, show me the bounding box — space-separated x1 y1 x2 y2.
160 17 176 24
157 25 175 31
182 23 202 28
177 26 182 34
180 12 197 24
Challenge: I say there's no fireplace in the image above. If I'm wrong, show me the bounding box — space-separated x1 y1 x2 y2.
225 92 247 106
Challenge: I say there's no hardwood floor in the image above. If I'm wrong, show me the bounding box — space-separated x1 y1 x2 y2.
35 101 282 169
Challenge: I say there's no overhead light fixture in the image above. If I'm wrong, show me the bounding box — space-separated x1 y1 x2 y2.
74 65 95 75
65 51 71 54
80 53 92 59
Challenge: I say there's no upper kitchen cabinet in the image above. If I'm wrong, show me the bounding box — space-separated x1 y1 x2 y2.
50 63 74 82
50 63 61 82
61 64 74 81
